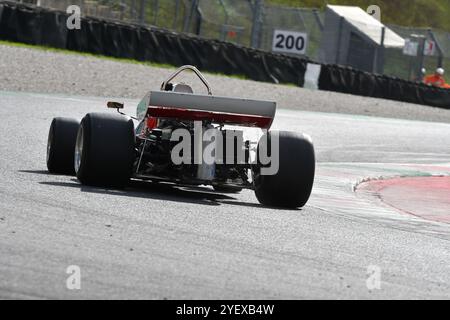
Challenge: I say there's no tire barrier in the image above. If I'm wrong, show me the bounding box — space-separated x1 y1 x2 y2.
318 64 450 109
0 1 449 109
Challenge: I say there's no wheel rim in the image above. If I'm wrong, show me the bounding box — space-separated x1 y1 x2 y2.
46 127 53 165
74 126 83 174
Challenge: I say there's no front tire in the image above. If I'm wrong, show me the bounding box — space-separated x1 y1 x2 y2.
47 117 80 175
75 113 135 187
253 131 315 208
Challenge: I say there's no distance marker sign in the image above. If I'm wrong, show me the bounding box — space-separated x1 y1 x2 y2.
272 30 308 55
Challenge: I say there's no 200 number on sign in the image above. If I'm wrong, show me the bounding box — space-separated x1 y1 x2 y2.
272 30 308 55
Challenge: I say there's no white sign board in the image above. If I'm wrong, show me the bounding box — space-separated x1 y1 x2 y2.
304 63 322 90
272 30 308 55
403 38 418 56
424 39 436 56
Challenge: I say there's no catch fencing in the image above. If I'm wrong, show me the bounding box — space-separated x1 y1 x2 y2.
14 0 324 58
385 25 450 81
10 0 450 82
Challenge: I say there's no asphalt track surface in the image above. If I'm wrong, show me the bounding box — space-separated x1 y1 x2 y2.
0 91 450 300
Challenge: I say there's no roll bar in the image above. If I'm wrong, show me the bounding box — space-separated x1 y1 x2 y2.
160 65 213 95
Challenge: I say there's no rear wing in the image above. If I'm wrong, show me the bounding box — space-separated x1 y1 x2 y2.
140 91 276 129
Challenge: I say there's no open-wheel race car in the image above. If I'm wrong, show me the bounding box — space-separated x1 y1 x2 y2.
47 66 315 208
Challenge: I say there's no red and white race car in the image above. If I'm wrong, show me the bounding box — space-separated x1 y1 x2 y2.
47 66 315 208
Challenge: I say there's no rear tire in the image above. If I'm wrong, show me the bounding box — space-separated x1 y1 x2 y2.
47 117 80 175
75 113 135 187
254 131 315 208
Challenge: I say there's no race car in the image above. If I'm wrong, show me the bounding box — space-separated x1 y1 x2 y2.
46 65 315 208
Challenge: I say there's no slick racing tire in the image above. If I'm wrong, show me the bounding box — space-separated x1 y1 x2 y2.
253 131 315 209
75 113 135 188
47 117 80 175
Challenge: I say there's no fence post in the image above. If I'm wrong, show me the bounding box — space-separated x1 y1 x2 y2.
153 0 159 25
312 9 324 31
184 0 200 33
173 0 180 30
411 34 426 81
219 0 230 41
374 27 386 74
427 29 444 68
130 0 136 21
335 16 344 64
138 0 146 25
119 0 125 20
250 0 264 48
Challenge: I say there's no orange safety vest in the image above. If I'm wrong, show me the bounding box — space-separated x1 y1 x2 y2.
423 74 446 87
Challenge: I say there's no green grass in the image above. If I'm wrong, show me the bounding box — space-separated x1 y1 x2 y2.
267 0 450 32
0 40 250 81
